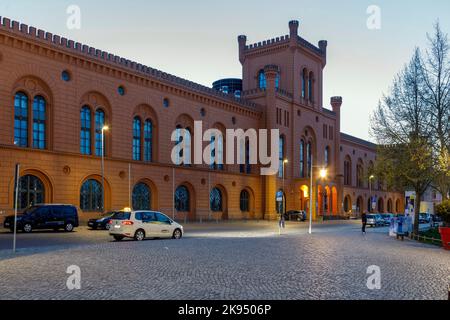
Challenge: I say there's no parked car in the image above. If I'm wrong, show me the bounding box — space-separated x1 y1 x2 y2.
88 212 118 230
284 210 307 222
3 204 79 233
109 210 184 241
366 214 384 227
381 213 395 226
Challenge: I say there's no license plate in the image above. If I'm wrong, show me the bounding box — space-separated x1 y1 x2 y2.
4 223 10 227
114 225 121 229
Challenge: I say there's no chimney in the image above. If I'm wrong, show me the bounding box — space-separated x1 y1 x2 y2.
331 96 343 113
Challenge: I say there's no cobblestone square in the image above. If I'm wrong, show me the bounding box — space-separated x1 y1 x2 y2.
0 221 448 300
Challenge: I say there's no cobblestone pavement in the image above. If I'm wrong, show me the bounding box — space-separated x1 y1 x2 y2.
0 221 448 300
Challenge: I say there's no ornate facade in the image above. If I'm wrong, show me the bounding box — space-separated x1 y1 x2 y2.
0 18 403 223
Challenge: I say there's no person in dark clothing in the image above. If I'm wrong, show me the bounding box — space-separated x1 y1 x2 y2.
361 212 368 234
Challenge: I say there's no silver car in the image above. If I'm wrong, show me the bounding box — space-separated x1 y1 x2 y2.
109 210 184 241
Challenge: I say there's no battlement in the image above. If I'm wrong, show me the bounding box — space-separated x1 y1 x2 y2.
239 20 326 60
0 16 262 114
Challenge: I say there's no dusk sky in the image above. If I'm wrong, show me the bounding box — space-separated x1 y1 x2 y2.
1 0 450 141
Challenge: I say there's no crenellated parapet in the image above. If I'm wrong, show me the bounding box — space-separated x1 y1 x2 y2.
238 20 327 63
0 16 263 115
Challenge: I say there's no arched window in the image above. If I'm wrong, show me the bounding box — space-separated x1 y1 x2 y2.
144 119 153 162
210 134 224 170
356 160 364 188
278 136 285 178
300 140 305 178
240 190 250 212
32 96 46 149
344 156 352 186
308 72 314 102
132 183 151 210
258 70 266 89
80 179 103 212
132 117 141 161
95 109 106 157
80 106 92 155
175 186 190 212
16 175 45 209
301 69 307 99
14 92 29 147
307 141 312 177
275 72 280 89
325 146 330 167
175 126 192 166
276 190 285 214
210 188 223 212
240 140 251 174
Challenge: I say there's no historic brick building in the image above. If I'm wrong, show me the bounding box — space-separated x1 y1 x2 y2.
0 18 404 223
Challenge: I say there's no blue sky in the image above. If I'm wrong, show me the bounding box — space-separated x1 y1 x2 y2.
1 0 450 141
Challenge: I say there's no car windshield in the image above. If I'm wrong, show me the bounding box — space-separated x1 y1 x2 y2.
111 212 131 220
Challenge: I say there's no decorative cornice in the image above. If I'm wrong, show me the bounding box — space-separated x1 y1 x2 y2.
0 16 263 119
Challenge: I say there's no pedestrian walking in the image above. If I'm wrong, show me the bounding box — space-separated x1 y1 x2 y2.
361 211 368 234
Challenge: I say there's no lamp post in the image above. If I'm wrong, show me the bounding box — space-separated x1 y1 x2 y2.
101 125 109 213
308 155 327 235
369 175 375 213
282 159 288 215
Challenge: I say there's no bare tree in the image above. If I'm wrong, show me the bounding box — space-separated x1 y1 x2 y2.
371 49 435 234
421 22 450 199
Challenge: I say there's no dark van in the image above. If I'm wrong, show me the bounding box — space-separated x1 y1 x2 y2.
3 204 79 233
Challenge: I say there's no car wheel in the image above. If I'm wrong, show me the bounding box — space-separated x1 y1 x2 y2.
91 226 97 230
105 224 111 231
113 235 124 241
64 223 74 232
23 224 32 233
134 229 145 241
172 229 182 240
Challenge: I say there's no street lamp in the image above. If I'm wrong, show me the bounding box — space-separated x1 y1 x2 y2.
369 175 375 213
309 155 327 235
282 159 289 215
101 125 109 213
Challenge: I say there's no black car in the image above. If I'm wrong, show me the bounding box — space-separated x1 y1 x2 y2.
3 204 79 233
284 210 307 222
88 212 116 230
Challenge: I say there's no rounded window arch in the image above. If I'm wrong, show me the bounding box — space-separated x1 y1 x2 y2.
240 190 250 212
324 146 331 167
132 183 151 211
14 91 29 148
16 175 45 210
210 188 223 212
344 195 352 213
80 106 92 155
80 179 103 212
175 185 190 212
94 108 106 157
308 71 314 102
344 155 352 186
132 116 142 161
258 69 266 89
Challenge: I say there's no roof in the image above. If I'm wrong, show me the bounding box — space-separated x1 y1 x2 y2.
0 16 262 113
340 133 377 149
